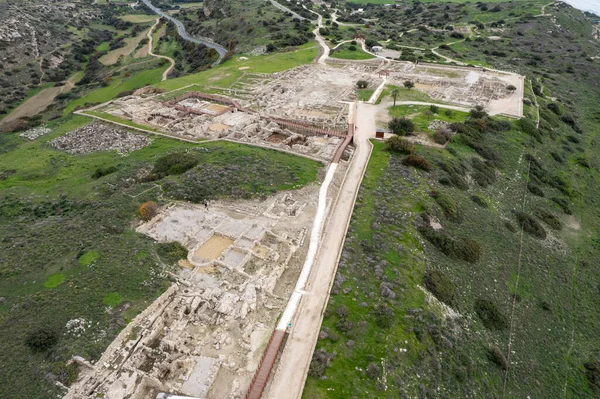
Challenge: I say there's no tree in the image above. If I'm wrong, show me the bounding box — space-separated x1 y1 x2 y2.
356 80 368 89
139 201 159 221
423 109 434 120
389 117 414 135
387 136 415 154
429 104 439 114
403 80 414 89
506 84 517 91
25 328 58 352
390 88 400 107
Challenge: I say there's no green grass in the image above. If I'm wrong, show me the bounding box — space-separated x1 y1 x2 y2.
79 250 99 266
0 113 321 398
377 85 435 104
329 44 375 60
103 292 123 307
358 89 374 101
388 104 469 132
43 273 66 289
64 66 166 116
154 43 318 91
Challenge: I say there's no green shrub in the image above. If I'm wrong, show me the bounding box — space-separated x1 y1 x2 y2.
91 166 118 179
418 225 482 263
584 360 600 392
386 136 414 154
472 158 497 187
440 160 468 190
551 196 572 215
474 299 507 330
389 117 415 135
149 152 199 180
157 242 188 265
433 191 460 220
309 348 334 378
547 102 561 115
527 182 545 197
403 154 432 171
487 346 509 370
516 211 547 239
25 328 59 352
471 194 488 208
373 304 395 328
423 270 456 305
534 208 563 230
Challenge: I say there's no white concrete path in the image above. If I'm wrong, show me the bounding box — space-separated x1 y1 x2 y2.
265 102 376 399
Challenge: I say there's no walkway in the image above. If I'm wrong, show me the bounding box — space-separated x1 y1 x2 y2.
147 18 175 81
265 102 376 399
267 0 308 21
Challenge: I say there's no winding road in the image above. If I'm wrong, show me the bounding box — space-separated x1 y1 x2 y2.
147 18 175 81
140 0 227 64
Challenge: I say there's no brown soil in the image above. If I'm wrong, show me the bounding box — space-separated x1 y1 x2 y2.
2 73 78 124
194 235 234 261
267 133 287 143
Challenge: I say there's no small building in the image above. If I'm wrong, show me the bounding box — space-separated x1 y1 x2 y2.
372 46 383 53
375 127 385 139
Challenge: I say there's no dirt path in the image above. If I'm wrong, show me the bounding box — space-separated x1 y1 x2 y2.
2 73 79 124
265 102 376 399
312 13 330 64
147 18 175 81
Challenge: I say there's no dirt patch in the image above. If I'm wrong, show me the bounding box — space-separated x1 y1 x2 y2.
2 74 78 124
100 28 150 65
209 123 229 133
267 133 288 143
194 235 234 262
206 104 231 113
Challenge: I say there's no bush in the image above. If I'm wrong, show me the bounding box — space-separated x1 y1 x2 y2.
516 211 546 239
547 102 561 115
91 166 118 179
429 105 439 114
139 201 159 221
418 225 482 263
551 196 572 214
149 152 199 179
527 182 545 197
474 299 507 330
25 328 58 352
403 155 431 171
389 117 415 135
309 348 334 378
432 191 460 220
403 80 414 89
156 242 188 264
386 136 414 154
356 80 368 89
373 304 395 328
433 128 451 145
534 208 563 230
423 270 456 305
488 346 509 370
471 194 488 208
336 318 353 333
336 305 349 318
471 158 497 187
366 362 381 379
584 360 600 392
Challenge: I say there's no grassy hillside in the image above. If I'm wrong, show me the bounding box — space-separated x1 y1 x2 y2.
0 114 320 398
305 3 600 398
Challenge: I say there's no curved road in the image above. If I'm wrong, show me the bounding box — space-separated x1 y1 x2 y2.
147 18 176 81
140 0 227 64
